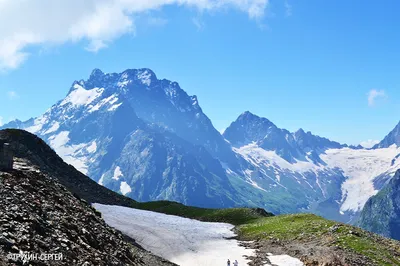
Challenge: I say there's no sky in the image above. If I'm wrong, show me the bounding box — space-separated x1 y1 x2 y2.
0 0 399 146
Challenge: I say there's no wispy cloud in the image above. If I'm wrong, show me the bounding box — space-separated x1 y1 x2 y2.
367 89 386 106
0 116 3 126
7 91 19 100
284 1 292 17
360 139 379 148
192 17 205 31
0 0 270 71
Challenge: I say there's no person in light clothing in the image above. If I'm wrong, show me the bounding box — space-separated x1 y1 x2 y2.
233 259 239 266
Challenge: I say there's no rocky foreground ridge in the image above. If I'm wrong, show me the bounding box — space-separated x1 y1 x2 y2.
0 159 175 266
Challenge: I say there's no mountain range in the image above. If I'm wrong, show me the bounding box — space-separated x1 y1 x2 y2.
3 129 400 265
3 68 400 239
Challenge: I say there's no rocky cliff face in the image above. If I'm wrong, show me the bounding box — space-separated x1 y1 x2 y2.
0 159 175 266
359 169 400 240
374 121 400 149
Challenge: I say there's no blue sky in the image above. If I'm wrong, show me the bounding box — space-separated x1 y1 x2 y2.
0 0 399 146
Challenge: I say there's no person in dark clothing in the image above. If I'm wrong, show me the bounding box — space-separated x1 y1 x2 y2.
227 259 231 266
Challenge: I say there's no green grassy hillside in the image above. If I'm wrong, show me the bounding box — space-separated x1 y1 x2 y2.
131 200 272 225
132 201 400 265
239 214 400 265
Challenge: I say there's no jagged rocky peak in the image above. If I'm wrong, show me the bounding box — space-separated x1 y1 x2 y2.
294 128 310 138
68 79 86 93
121 68 157 81
223 111 276 146
90 68 105 79
64 67 190 103
237 111 272 124
82 68 106 89
294 128 345 151
294 128 314 150
0 118 33 130
224 111 347 163
84 67 159 90
374 120 400 149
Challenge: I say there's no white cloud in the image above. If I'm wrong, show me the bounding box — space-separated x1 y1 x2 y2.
7 91 19 100
0 0 269 71
367 89 386 106
0 116 3 126
360 139 379 149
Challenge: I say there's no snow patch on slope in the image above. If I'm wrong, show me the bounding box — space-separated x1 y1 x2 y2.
43 122 60 135
93 204 255 266
86 141 97 153
98 174 105 186
108 102 122 111
234 143 321 173
25 116 49 134
88 94 119 113
61 84 104 107
266 254 304 266
47 131 94 175
120 182 131 195
49 131 70 148
113 166 123 180
137 70 152 86
235 142 400 213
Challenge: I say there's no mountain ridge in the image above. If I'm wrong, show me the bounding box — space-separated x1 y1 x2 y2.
223 110 348 163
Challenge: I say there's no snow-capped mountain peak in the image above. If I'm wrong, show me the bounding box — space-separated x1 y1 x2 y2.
224 111 346 163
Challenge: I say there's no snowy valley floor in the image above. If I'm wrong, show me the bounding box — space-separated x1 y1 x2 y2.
93 204 303 266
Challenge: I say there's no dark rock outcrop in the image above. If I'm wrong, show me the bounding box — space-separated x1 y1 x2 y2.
0 142 13 171
0 162 175 265
359 169 400 240
0 129 137 207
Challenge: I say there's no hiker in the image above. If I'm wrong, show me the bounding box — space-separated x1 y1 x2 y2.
227 259 231 266
233 260 239 266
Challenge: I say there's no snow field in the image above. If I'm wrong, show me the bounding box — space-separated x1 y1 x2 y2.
93 204 254 266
